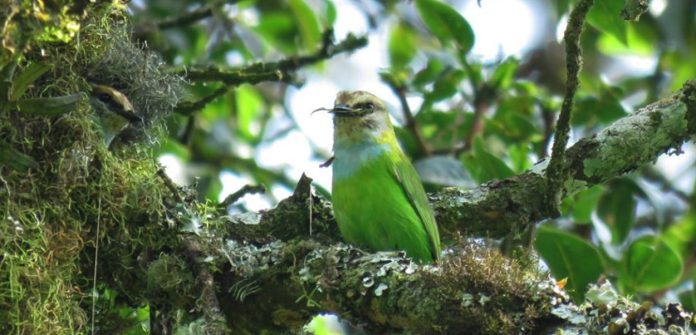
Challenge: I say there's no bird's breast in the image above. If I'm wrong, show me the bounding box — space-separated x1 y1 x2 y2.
332 142 391 180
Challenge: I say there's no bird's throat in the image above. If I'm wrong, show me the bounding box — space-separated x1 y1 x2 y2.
332 141 392 180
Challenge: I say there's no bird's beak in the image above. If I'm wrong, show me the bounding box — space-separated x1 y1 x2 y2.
311 104 354 116
311 103 368 117
330 103 356 116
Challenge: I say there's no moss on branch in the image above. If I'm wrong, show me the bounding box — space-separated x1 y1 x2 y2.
214 238 562 334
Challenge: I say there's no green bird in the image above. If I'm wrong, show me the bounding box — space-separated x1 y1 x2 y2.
328 90 441 263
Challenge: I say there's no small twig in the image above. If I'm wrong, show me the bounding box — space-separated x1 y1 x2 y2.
545 0 594 205
538 100 556 158
157 168 184 203
319 156 335 168
179 115 195 144
218 184 266 209
157 6 214 30
383 77 431 156
181 237 227 322
185 65 294 86
174 85 230 116
460 84 495 154
621 0 649 21
641 167 690 202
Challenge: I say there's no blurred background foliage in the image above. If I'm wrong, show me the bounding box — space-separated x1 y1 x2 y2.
125 0 696 311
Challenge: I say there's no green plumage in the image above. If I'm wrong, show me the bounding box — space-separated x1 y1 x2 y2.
329 90 441 263
332 149 441 262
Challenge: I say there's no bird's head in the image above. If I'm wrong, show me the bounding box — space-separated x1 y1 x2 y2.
328 90 394 144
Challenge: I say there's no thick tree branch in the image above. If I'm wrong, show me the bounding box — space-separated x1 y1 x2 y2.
215 236 564 334
219 218 693 334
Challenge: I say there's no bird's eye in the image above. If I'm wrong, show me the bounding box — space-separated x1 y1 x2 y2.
355 102 374 110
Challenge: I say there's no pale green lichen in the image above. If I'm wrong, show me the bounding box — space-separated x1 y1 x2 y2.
583 100 688 181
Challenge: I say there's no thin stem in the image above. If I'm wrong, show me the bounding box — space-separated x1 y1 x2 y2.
545 0 594 204
383 77 431 157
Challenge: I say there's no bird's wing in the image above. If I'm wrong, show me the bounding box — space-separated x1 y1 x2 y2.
391 155 441 260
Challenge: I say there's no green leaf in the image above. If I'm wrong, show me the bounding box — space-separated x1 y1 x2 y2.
305 314 341 335
325 0 337 26
0 141 39 171
414 107 471 149
256 12 298 53
507 143 531 173
461 138 514 183
413 155 474 188
414 0 475 53
13 93 83 116
573 88 626 126
491 58 518 90
489 110 539 143
289 0 321 50
597 22 657 56
596 179 640 244
427 68 465 102
622 235 683 293
10 63 51 101
236 85 263 141
412 59 445 88
389 23 418 69
587 0 627 45
663 213 696 257
535 225 604 302
561 185 604 224
678 281 696 312
154 138 191 161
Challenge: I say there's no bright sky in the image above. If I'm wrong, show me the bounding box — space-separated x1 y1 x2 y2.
158 0 693 212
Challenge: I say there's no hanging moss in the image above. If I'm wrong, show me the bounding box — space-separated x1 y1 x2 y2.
0 2 188 333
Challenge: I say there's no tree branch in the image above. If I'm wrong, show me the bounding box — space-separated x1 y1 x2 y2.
215 236 564 334
157 6 214 30
178 32 368 86
383 77 431 156
219 217 693 334
546 0 593 211
174 86 230 116
172 32 368 115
